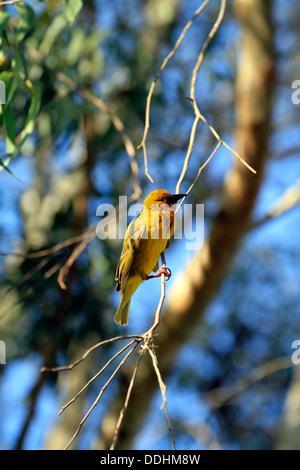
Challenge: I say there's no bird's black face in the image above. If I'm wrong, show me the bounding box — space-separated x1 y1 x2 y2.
161 194 186 206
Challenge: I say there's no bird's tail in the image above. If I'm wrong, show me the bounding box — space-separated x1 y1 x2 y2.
114 298 131 326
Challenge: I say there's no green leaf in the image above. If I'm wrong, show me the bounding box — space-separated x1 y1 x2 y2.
3 105 16 155
0 158 21 181
0 86 41 171
17 42 28 79
0 11 10 37
5 52 22 108
16 2 35 42
39 14 66 56
0 71 11 83
64 0 83 24
0 78 5 106
24 87 42 135
14 86 42 151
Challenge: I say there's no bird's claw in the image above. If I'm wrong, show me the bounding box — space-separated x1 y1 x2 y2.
147 266 172 281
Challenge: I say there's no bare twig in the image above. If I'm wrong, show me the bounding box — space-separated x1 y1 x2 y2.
194 110 257 175
0 225 96 259
203 356 293 409
110 352 143 450
59 340 139 415
144 252 167 336
109 252 171 449
176 141 221 214
249 178 300 231
0 257 66 321
146 344 176 450
64 342 139 450
1 256 50 300
190 2 227 99
0 192 142 303
175 0 255 198
137 0 212 183
41 335 142 373
57 230 96 290
56 191 144 290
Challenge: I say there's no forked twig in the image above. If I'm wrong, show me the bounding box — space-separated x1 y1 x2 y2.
59 340 139 416
175 142 221 214
176 0 255 196
41 335 142 373
137 0 212 183
64 342 140 450
138 0 254 195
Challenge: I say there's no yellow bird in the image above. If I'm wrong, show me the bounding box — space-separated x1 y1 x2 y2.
114 189 186 326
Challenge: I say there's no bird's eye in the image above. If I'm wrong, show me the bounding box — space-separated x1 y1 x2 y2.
162 197 168 203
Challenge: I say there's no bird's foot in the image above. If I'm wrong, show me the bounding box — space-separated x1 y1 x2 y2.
147 266 172 281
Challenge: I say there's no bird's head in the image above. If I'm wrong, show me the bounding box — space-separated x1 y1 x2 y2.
143 189 186 211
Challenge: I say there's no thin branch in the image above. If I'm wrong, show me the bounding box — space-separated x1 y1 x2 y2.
137 0 212 183
203 356 293 409
190 1 227 100
56 192 142 290
59 340 139 415
0 192 142 300
64 342 139 450
41 335 142 373
57 207 118 290
195 110 257 174
1 256 50 300
145 344 176 450
110 351 143 450
0 257 66 321
57 230 96 290
176 0 226 195
176 114 201 195
176 0 255 199
0 224 96 259
144 252 167 336
249 178 300 231
176 141 221 213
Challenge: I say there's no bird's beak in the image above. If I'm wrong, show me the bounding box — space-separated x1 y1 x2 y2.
168 194 186 204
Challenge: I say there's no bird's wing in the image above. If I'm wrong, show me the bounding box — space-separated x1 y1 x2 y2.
115 214 147 294
153 261 159 272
